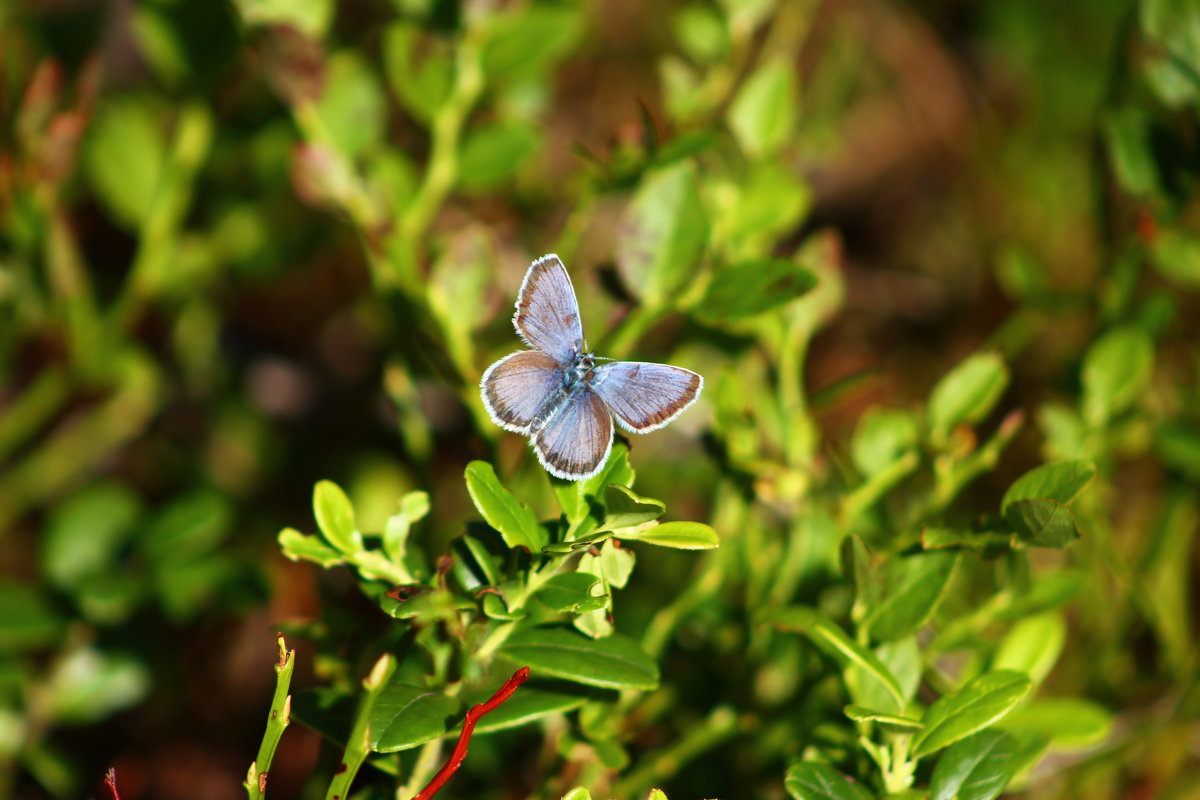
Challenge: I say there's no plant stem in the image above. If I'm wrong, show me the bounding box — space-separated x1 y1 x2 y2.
245 634 296 800
396 28 485 283
324 654 397 800
410 667 530 800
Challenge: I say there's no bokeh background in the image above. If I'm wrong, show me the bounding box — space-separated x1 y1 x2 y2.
2 0 1198 798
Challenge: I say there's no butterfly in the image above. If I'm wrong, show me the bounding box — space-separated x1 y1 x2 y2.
480 254 703 480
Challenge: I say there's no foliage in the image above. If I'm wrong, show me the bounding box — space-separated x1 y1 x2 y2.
1 0 1198 798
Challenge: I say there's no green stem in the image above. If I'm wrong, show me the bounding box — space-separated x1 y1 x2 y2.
396 29 485 281
245 635 296 800
840 451 920 527
111 103 213 331
324 654 397 800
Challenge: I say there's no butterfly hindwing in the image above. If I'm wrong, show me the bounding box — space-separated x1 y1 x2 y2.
591 361 703 433
480 350 565 434
531 388 613 480
513 254 585 364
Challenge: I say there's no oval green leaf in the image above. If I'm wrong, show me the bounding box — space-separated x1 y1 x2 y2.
601 485 665 531
496 627 659 690
913 670 1032 759
994 612 1066 686
695 259 816 322
1000 698 1113 750
1001 459 1096 510
784 762 872 800
1082 325 1153 425
864 550 958 643
930 729 1020 800
279 527 344 568
536 573 607 614
616 161 709 305
620 521 719 550
928 352 1009 442
728 58 796 157
465 461 546 552
369 681 460 752
313 480 360 554
1004 498 1081 547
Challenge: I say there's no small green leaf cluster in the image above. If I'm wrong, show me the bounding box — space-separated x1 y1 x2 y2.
274 444 716 792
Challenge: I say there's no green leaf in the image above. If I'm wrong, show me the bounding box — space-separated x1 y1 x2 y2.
1150 228 1200 287
278 527 344 567
313 480 361 554
536 574 607 614
314 52 386 158
480 5 583 83
1000 698 1113 750
851 408 919 477
771 607 905 712
994 612 1066 685
619 521 719 550
601 485 666 531
1103 106 1160 198
592 540 636 589
846 638 920 714
469 684 592 734
0 582 64 653
843 705 923 732
674 5 728 64
784 762 872 800
912 670 1032 759
930 729 1020 800
864 550 958 643
47 648 150 724
1001 460 1096 511
464 461 546 552
458 121 541 191
561 789 593 800
368 681 459 752
140 490 231 563
85 98 166 227
728 58 796 157
383 23 451 125
694 259 815 321
1004 498 1081 548
43 483 140 589
383 491 430 565
496 627 659 690
928 352 1009 442
1081 325 1154 425
723 164 811 249
617 161 709 306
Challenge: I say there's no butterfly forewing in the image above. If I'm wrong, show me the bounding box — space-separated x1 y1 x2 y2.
592 361 703 433
480 350 565 433
531 389 613 480
513 254 585 364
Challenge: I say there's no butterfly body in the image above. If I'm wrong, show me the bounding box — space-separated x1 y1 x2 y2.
481 255 702 480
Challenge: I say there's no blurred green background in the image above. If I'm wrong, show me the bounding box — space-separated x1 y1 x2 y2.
1 0 1198 798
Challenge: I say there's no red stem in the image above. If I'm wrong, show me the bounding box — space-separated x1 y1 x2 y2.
412 666 531 800
103 768 122 800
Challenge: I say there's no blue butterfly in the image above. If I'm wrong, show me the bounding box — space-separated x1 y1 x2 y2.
481 255 703 480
